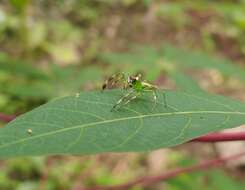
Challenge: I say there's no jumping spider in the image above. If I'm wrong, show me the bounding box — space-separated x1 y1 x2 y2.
102 73 167 111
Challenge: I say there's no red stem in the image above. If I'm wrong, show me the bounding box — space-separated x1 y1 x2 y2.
191 132 245 142
0 113 16 122
86 151 245 190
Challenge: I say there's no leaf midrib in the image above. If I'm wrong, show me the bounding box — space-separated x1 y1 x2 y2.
1 110 244 150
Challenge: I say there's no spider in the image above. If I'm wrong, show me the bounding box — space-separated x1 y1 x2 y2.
102 73 167 111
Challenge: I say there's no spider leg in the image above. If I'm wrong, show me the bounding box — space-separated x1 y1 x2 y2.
150 90 167 108
111 90 134 111
111 90 138 111
121 92 140 107
142 89 157 110
162 92 167 108
152 89 157 110
143 83 168 109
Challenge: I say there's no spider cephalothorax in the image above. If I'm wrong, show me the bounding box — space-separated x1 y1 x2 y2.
102 73 167 111
127 74 141 87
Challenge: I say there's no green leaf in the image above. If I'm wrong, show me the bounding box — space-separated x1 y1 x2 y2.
101 46 159 66
0 53 49 80
162 45 245 82
1 90 245 157
1 81 54 98
209 170 245 190
100 46 164 80
9 0 29 12
169 71 204 93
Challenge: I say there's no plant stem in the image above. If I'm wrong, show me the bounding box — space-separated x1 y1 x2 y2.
0 113 16 122
191 132 245 142
86 151 245 190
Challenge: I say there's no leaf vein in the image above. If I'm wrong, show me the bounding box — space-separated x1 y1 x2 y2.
0 110 244 150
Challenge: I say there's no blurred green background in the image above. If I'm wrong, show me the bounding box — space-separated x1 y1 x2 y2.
0 0 245 189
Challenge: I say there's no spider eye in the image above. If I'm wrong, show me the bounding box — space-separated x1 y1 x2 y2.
128 76 137 85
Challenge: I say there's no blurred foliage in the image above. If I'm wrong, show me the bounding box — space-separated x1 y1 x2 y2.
167 169 245 190
0 0 244 189
101 43 245 91
0 153 244 190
